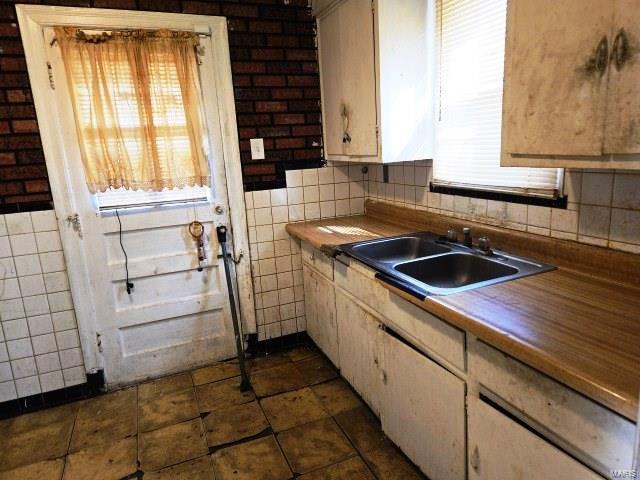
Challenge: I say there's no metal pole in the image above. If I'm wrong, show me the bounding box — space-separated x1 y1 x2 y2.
216 225 251 391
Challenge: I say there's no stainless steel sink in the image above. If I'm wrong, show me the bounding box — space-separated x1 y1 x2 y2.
350 236 450 264
338 232 555 297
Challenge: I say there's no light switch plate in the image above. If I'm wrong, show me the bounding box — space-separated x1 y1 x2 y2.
250 138 265 160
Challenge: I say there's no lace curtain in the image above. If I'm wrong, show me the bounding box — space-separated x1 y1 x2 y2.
55 27 210 193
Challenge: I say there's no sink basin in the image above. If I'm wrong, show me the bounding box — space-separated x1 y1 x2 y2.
350 236 450 264
338 231 555 296
394 253 518 289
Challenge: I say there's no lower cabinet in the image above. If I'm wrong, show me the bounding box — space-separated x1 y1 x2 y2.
380 330 466 480
335 289 384 415
303 264 339 367
467 396 604 480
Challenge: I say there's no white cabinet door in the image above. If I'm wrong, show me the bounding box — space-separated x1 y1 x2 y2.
380 331 466 480
302 265 339 367
468 396 604 480
335 289 383 415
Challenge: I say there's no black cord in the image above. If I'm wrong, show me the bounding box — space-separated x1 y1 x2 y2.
115 209 134 295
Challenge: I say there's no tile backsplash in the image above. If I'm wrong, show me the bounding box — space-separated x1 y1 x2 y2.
366 161 640 254
245 164 367 341
0 211 86 401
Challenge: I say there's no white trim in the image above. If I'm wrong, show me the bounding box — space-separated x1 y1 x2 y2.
16 5 256 374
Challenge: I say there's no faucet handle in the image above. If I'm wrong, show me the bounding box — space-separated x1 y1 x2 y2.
478 236 492 254
446 228 458 242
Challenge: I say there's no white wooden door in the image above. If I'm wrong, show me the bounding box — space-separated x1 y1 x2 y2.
302 266 339 367
335 289 383 415
501 0 613 157
467 396 603 480
35 15 244 387
380 331 466 480
603 0 640 154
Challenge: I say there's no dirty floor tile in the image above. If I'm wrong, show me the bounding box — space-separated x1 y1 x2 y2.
248 352 291 372
211 435 293 480
138 372 193 402
0 404 77 470
195 376 255 413
298 456 375 480
363 444 425 480
63 436 137 480
192 361 240 386
139 418 208 472
334 406 390 454
251 363 307 397
311 379 364 416
144 455 215 480
139 387 199 432
0 459 65 480
203 401 269 447
294 355 338 386
260 387 328 432
277 417 356 474
69 387 137 452
286 345 319 362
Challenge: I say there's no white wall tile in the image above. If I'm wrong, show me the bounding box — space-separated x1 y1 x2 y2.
0 257 16 278
3 318 29 340
0 298 26 321
302 168 318 186
32 333 58 355
0 380 17 401
581 172 613 206
10 233 37 256
612 174 640 210
63 366 86 387
27 313 54 336
55 329 80 350
23 294 49 316
39 251 66 273
15 375 40 397
7 338 33 360
285 170 302 187
318 167 334 185
35 231 62 253
31 211 58 232
0 237 11 258
609 208 640 244
14 254 41 276
19 274 46 297
40 370 64 392
12 357 38 380
0 278 21 301
287 187 303 205
6 213 34 235
0 362 12 382
36 352 61 373
52 310 77 332
59 348 83 369
48 291 74 313
252 190 271 209
0 216 6 237
270 188 288 206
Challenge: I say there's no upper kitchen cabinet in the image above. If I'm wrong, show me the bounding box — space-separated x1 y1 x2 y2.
314 0 436 163
501 0 640 169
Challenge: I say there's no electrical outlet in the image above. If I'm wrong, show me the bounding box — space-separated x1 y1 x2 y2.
250 138 265 160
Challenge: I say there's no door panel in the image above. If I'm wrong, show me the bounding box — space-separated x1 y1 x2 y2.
468 396 603 480
381 331 466 480
335 290 383 415
315 273 339 367
502 0 614 157
603 0 640 153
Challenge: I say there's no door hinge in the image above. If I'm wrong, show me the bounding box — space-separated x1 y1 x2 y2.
96 333 103 353
66 213 83 238
46 62 55 90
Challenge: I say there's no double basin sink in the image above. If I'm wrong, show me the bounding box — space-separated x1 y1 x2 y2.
338 232 554 298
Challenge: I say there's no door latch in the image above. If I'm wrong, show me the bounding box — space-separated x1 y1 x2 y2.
214 205 224 215
66 213 83 238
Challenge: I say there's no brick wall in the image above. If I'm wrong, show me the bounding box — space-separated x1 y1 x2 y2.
0 0 322 213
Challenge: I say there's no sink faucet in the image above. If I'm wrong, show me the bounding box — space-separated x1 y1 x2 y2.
462 227 472 247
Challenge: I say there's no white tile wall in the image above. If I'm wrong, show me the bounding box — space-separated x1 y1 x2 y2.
245 164 367 341
366 161 640 254
0 210 86 402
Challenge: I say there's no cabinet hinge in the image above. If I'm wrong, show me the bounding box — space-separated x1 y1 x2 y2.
66 213 83 238
46 62 55 90
96 332 103 353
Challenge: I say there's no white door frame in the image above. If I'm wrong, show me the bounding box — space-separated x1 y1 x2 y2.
16 4 256 374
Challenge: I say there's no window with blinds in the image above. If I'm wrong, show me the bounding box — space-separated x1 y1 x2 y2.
432 0 562 198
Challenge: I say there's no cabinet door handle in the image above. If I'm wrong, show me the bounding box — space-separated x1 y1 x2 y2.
611 28 630 70
595 35 609 75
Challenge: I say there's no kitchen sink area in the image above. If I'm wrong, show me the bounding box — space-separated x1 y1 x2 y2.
338 231 555 297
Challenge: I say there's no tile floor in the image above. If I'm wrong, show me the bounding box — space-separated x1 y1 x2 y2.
0 344 425 479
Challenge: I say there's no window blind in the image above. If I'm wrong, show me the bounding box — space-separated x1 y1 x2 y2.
433 0 562 197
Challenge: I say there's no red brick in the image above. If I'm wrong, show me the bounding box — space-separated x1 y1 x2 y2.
249 21 282 34
302 62 318 74
266 35 298 48
252 75 286 87
236 113 271 127
0 40 23 55
181 1 220 15
6 89 31 103
232 62 266 74
11 120 38 133
5 193 52 204
276 137 305 149
271 88 304 100
0 152 16 165
232 75 252 87
238 127 257 140
274 113 305 125
0 5 16 20
0 105 35 119
258 126 290 137
304 88 321 99
286 49 316 61
267 62 302 74
0 165 47 180
25 179 50 193
251 49 284 61
0 121 9 134
294 148 321 160
255 101 288 113
227 19 248 33
93 0 137 8
223 4 259 18
0 182 23 195
17 150 44 165
292 125 322 136
139 0 180 12
243 163 276 176
0 73 29 88
287 75 319 87
0 57 26 72
0 135 41 150
0 24 19 37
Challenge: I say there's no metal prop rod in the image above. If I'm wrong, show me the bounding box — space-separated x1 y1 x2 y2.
216 225 251 391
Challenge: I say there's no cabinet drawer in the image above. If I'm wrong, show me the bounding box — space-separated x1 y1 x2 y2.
335 259 465 372
301 241 334 280
468 395 604 480
469 339 635 475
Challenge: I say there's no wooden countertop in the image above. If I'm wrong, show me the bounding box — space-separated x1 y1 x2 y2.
286 213 640 422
